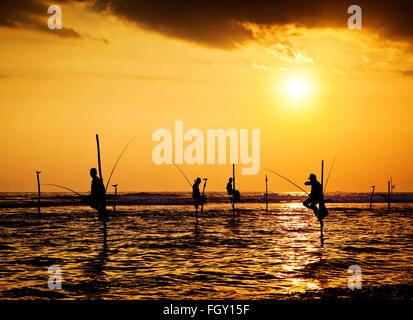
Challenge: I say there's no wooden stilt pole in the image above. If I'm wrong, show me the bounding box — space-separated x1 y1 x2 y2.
387 180 391 211
96 134 107 246
265 175 268 212
370 185 375 209
112 184 117 213
96 134 103 181
201 179 207 213
320 221 324 247
36 171 41 214
320 160 324 244
232 164 235 216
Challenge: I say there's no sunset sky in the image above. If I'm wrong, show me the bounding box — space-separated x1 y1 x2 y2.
0 0 412 193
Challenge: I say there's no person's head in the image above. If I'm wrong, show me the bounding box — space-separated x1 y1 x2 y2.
196 177 201 184
228 177 233 183
308 173 317 182
90 168 97 178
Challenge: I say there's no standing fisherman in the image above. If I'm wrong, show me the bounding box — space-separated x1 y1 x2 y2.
88 168 107 222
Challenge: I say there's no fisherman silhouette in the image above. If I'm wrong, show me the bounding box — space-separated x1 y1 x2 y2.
303 173 323 211
88 168 107 222
192 177 205 213
226 177 240 202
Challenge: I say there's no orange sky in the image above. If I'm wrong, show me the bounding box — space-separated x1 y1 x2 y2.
0 1 412 193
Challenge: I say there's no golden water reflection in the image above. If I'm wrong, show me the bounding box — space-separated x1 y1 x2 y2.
0 202 411 299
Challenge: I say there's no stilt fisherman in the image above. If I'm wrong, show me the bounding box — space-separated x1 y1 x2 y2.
88 167 107 221
192 177 206 214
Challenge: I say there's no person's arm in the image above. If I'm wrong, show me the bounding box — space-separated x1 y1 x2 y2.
304 181 311 185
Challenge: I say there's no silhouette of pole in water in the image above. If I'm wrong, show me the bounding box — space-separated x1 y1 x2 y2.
390 177 396 208
265 175 268 212
36 171 41 214
320 161 324 245
232 164 235 216
200 178 207 213
370 185 375 209
96 134 107 246
387 180 391 211
112 184 118 213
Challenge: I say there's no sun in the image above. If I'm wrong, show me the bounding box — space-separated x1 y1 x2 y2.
286 77 310 99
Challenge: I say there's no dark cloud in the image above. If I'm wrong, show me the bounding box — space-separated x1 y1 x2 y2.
93 0 413 48
0 0 81 38
1 1 412 48
400 70 413 77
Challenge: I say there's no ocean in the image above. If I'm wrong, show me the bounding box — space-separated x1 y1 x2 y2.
0 192 412 299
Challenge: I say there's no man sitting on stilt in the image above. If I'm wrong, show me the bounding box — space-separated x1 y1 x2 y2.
88 168 107 222
226 177 240 203
303 173 323 218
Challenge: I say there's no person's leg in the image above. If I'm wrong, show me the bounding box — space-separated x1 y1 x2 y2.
303 198 312 208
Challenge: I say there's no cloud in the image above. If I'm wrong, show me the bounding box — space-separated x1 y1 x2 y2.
251 62 269 70
361 55 371 63
92 0 413 49
93 37 110 45
0 0 81 38
2 0 413 50
400 70 413 77
270 43 314 64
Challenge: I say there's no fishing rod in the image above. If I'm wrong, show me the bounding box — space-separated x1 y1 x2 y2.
173 163 192 188
42 184 83 198
324 154 338 194
105 137 135 192
261 167 310 196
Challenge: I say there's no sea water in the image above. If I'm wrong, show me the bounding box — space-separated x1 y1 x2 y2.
0 193 412 299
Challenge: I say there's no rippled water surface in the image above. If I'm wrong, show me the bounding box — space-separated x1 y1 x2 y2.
0 202 412 299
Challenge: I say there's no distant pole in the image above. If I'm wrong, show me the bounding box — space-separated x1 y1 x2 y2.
265 175 268 212
112 184 118 213
232 164 235 216
387 180 391 210
369 185 375 209
36 171 41 214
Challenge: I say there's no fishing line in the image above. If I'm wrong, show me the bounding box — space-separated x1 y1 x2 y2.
173 163 192 188
261 167 310 196
105 137 135 191
42 184 83 198
324 153 338 194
